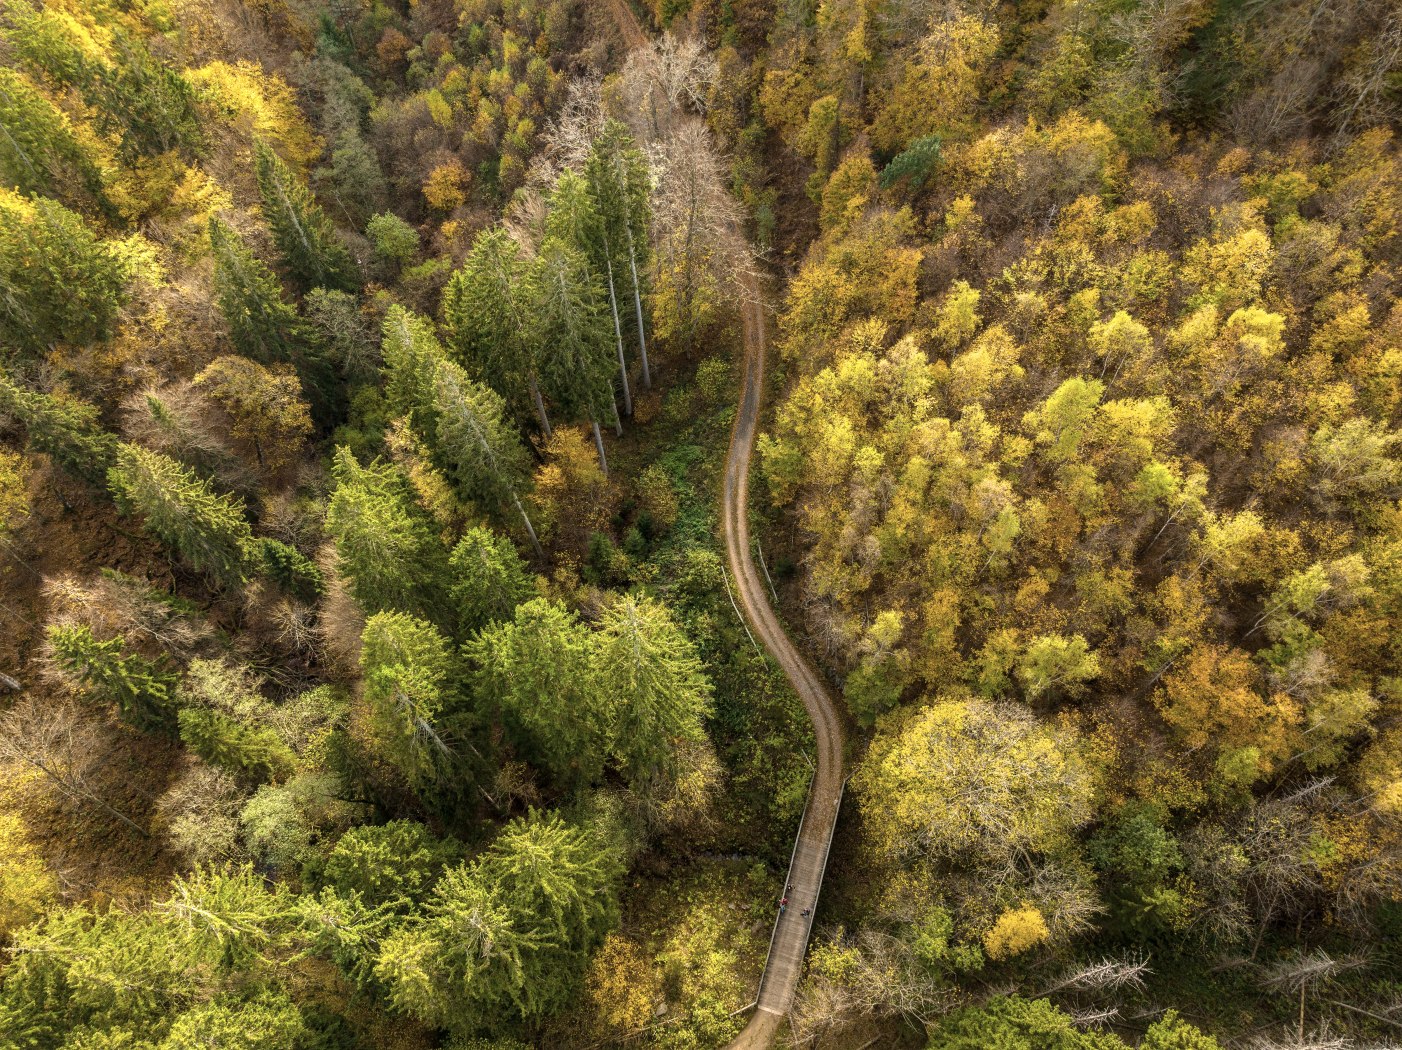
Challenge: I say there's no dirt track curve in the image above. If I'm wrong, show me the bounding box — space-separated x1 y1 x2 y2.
721 290 847 1048
601 3 848 1044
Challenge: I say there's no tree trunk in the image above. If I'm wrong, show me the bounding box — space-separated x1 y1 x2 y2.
612 394 624 437
625 223 651 388
513 493 544 558
591 418 609 477
606 255 632 416
529 373 552 438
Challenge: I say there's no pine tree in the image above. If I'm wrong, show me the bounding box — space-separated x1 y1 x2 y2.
0 69 107 211
208 218 305 364
448 526 535 635
467 598 607 789
324 448 452 626
443 227 551 434
0 372 117 485
382 306 542 555
47 623 176 730
360 611 466 796
530 237 617 474
547 170 631 416
585 122 653 388
592 594 713 789
254 140 358 293
0 190 126 355
107 443 253 586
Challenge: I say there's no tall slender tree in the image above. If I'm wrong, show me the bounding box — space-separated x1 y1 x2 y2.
443 228 551 435
530 237 617 474
467 598 607 789
0 69 107 212
0 191 126 355
254 141 358 293
360 611 466 798
592 594 713 790
47 624 177 731
585 121 653 388
0 373 116 485
546 170 631 419
324 449 452 627
107 443 253 586
208 218 305 364
382 306 542 555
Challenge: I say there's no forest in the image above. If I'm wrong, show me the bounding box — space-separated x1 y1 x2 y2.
0 0 1400 1048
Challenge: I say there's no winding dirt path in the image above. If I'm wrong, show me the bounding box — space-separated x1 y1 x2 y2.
597 2 847 1042
721 286 847 1049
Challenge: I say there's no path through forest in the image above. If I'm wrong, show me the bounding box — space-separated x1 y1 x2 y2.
597 2 849 1045
720 288 847 1048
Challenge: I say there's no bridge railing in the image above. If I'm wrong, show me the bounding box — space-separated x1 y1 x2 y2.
751 772 847 1009
753 769 812 1006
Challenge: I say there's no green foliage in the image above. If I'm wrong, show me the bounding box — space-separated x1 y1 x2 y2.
468 598 606 789
46 623 176 730
0 68 106 210
324 448 452 626
208 217 306 365
254 537 324 601
926 996 1127 1049
359 610 467 796
879 135 942 191
375 810 621 1032
449 526 535 635
108 443 253 586
254 140 358 293
0 372 116 484
175 659 297 783
323 821 458 909
0 191 127 355
366 211 418 267
593 593 714 790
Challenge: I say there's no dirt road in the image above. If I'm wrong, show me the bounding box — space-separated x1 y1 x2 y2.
720 288 847 1048
597 2 848 1043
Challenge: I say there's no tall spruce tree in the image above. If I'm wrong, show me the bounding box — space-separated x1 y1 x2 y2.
529 237 617 474
254 140 358 293
443 228 551 435
374 810 621 1031
467 598 607 790
546 170 631 417
359 611 466 798
0 69 108 212
0 373 116 485
208 217 305 364
324 449 452 627
592 594 713 790
448 526 534 635
108 444 253 586
382 307 542 555
47 623 177 730
584 122 652 388
0 191 126 355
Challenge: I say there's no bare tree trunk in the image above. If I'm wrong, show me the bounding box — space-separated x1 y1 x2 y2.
529 374 552 438
625 223 651 388
591 418 609 476
513 494 543 558
606 254 632 415
612 394 624 437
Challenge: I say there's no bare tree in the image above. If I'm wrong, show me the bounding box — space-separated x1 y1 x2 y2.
154 758 249 866
0 694 147 837
1040 953 1153 997
616 35 717 145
